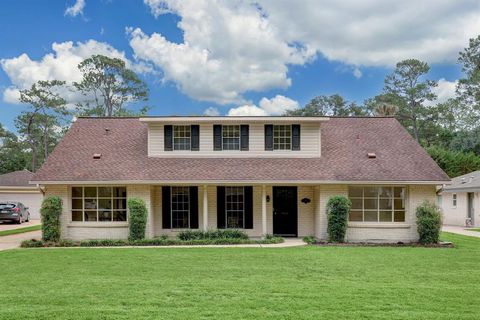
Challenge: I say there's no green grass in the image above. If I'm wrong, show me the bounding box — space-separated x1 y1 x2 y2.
466 228 480 232
0 224 41 237
0 232 479 319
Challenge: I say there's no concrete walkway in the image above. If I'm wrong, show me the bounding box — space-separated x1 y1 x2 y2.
442 225 480 238
0 219 41 231
0 230 41 251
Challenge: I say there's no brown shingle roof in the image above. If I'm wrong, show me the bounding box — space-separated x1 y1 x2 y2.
31 117 449 183
0 169 34 187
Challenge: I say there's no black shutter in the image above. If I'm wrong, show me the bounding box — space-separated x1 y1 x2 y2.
292 124 301 151
244 186 253 229
240 125 249 151
217 186 226 228
189 186 199 228
213 125 222 151
164 125 173 151
265 124 273 150
191 125 200 151
162 186 171 229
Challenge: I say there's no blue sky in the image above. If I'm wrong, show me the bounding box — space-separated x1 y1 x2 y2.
0 0 477 132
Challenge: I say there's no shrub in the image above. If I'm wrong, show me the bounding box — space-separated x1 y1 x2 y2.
177 229 249 241
128 198 147 241
327 196 351 243
416 201 442 244
40 196 62 242
303 236 317 245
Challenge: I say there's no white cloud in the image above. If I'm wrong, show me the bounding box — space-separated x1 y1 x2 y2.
227 104 268 116
258 95 298 115
65 0 85 17
137 0 479 104
203 107 220 116
1 40 149 105
426 78 457 106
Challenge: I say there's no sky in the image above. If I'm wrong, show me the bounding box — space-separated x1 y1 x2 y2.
0 0 479 132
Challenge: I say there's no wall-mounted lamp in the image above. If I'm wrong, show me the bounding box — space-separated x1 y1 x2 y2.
301 197 311 204
266 195 270 203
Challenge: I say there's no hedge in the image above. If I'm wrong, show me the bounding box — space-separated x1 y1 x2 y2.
40 196 62 242
177 229 249 241
327 196 351 243
416 201 442 244
128 198 147 241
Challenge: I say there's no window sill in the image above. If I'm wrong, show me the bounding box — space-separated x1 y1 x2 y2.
348 222 411 229
68 222 129 228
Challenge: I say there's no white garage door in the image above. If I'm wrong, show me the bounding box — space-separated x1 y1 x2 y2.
0 192 44 219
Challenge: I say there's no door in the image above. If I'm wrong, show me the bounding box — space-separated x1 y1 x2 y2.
273 187 298 237
468 192 474 225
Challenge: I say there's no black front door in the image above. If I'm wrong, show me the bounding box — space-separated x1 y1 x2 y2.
273 187 298 237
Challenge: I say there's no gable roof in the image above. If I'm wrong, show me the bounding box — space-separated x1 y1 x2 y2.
0 169 34 187
31 117 449 184
443 170 480 192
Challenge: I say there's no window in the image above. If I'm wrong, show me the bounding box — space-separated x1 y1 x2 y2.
71 187 127 222
273 125 291 150
173 125 191 150
171 187 189 228
225 187 244 228
222 125 240 150
452 193 457 207
348 186 405 222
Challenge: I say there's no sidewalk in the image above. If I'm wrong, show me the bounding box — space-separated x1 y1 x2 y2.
442 225 480 238
0 230 41 251
0 220 41 231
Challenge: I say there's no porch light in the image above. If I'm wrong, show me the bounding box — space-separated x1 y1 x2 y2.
266 195 270 203
301 198 311 204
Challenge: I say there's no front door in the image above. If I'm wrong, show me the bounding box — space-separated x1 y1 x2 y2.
273 187 298 237
468 192 475 225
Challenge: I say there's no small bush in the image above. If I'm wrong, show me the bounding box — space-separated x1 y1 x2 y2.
416 201 442 244
303 236 317 245
128 198 147 241
327 196 351 243
40 196 62 242
177 229 249 241
21 239 44 248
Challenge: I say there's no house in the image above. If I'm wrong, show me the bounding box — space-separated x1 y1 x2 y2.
439 171 480 227
0 169 43 220
30 116 450 242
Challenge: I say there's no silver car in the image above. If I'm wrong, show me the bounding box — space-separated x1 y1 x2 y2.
0 202 30 224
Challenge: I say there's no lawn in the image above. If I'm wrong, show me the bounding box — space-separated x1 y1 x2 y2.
0 233 479 320
0 224 41 237
466 228 480 232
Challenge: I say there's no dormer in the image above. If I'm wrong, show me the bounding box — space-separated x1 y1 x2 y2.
139 116 329 158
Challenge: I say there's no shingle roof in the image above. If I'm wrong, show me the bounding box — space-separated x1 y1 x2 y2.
31 117 450 183
0 169 34 187
443 170 480 192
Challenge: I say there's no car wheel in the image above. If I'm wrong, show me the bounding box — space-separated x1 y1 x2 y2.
26 214 30 222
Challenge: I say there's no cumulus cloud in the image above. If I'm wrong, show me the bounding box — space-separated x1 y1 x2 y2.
1 40 149 105
258 95 299 115
227 104 268 116
203 107 220 116
137 0 479 104
65 0 85 17
426 78 458 106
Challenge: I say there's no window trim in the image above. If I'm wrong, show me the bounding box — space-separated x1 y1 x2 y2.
170 186 190 229
225 186 245 229
273 124 292 150
452 193 457 208
173 125 192 151
221 125 241 151
71 186 127 223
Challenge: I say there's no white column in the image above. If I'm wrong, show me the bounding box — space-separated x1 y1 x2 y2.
262 185 267 236
314 186 321 239
203 185 208 231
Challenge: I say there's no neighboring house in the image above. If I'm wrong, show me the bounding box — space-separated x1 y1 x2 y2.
30 116 449 242
439 171 480 227
0 169 43 220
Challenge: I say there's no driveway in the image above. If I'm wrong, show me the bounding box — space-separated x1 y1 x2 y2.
0 219 41 231
442 225 480 238
0 230 41 251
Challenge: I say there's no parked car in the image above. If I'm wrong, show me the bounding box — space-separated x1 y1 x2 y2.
0 202 30 224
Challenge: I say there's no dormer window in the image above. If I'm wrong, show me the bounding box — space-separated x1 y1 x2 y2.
222 125 240 150
173 125 191 150
164 125 199 151
273 125 292 150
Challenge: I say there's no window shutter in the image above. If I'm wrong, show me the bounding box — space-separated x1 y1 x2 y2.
240 125 249 151
164 125 173 151
292 124 301 150
162 186 171 229
189 186 199 228
244 186 253 229
265 124 273 150
213 125 222 151
191 125 200 151
217 186 226 228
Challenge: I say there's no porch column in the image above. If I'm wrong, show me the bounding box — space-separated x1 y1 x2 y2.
202 185 208 230
262 185 267 236
314 186 321 239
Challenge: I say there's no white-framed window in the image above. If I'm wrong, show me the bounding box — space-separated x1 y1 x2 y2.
71 186 127 222
348 186 406 222
225 186 244 228
273 125 291 150
222 125 240 150
452 193 457 207
171 186 190 228
173 125 191 150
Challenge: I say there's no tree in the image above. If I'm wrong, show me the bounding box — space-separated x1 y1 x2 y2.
285 94 368 116
74 55 149 117
384 59 437 143
457 35 480 128
426 146 480 177
364 93 399 116
0 124 27 174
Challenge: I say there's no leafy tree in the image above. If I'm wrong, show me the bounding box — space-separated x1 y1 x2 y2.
0 124 27 174
364 93 400 116
384 59 437 143
285 94 368 116
427 146 480 177
74 55 149 117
